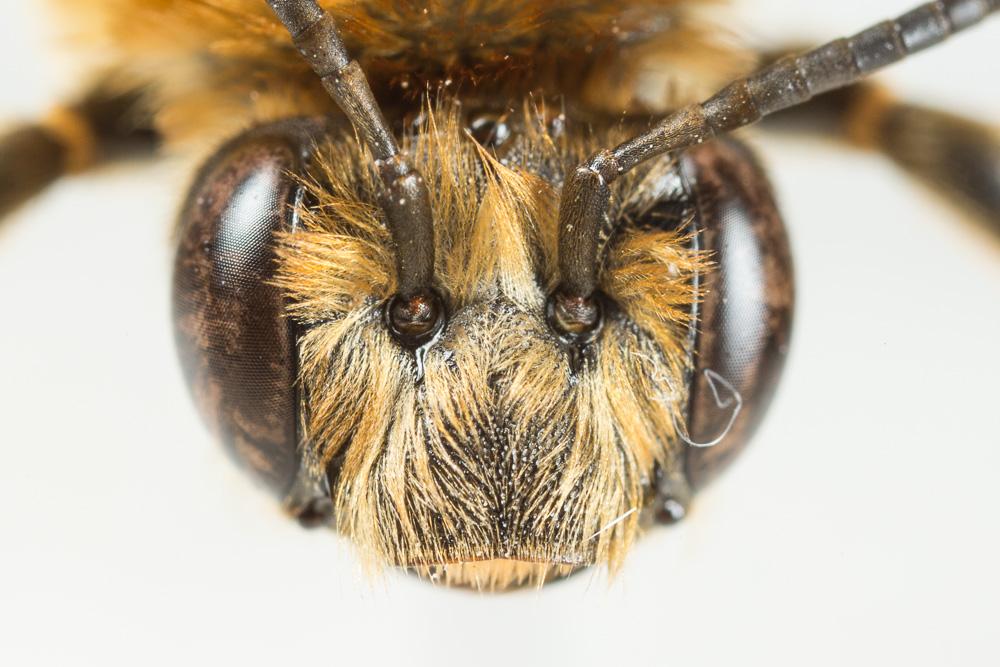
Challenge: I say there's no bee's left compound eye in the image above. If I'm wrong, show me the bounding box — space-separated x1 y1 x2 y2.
172 118 326 494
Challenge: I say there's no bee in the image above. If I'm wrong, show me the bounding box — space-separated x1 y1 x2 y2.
1 0 996 591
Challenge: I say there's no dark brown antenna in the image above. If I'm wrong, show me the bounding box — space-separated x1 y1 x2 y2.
552 0 998 339
267 0 442 346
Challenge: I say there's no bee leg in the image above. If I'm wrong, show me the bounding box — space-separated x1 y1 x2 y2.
844 84 999 230
0 76 156 219
768 79 1000 232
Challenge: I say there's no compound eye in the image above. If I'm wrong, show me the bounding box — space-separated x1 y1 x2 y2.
385 290 446 348
173 119 324 494
681 140 794 489
546 290 604 345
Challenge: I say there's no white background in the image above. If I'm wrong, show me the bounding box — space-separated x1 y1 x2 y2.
1 1 998 665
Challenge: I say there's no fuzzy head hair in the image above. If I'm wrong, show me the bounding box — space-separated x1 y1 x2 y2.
272 102 705 589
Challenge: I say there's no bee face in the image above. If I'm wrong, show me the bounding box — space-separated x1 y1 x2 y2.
166 86 801 587
272 106 704 587
13 0 990 596
171 97 792 589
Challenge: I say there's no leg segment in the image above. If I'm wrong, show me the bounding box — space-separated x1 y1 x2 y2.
0 79 155 218
779 82 1000 230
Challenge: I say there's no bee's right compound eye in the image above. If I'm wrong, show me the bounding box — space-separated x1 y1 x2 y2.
385 290 446 348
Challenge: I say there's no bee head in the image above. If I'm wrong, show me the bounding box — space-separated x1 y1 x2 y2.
272 102 704 589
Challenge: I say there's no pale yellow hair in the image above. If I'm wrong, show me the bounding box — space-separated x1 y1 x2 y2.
273 103 706 589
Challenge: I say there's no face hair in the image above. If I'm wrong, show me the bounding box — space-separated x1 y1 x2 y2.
271 103 705 587
555 0 999 305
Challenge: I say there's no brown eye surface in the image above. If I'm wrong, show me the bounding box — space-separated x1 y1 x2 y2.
681 139 795 490
385 290 446 348
172 119 324 494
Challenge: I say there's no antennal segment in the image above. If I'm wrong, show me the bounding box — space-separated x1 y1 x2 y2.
267 0 437 305
554 0 998 303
